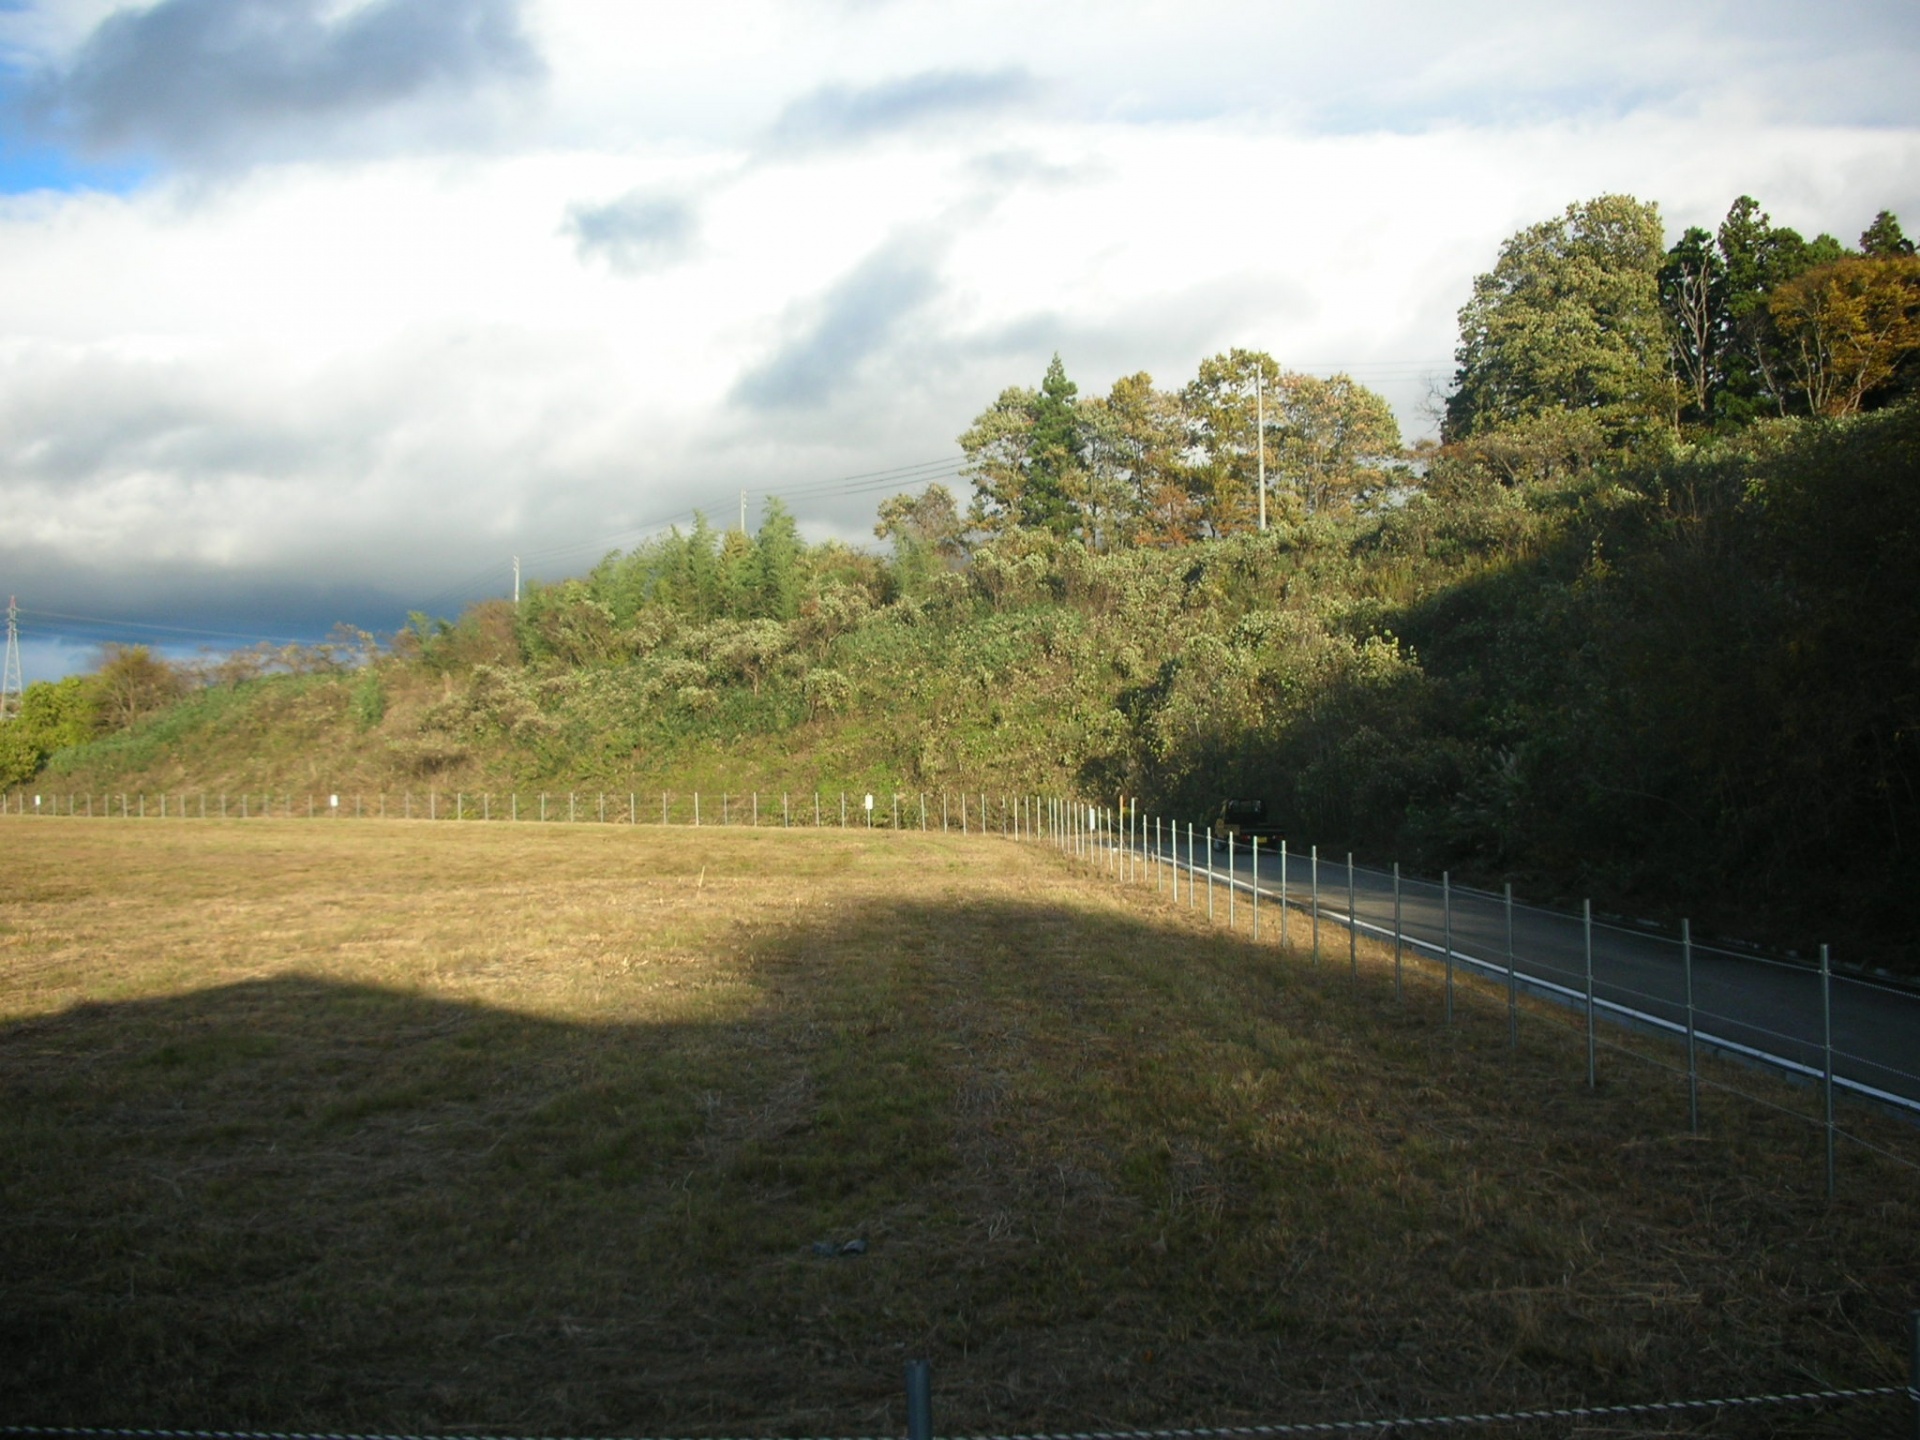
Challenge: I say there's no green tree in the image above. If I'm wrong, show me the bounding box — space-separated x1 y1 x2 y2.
1715 195 1847 425
717 526 758 619
1026 353 1085 535
91 644 185 731
1182 348 1281 534
1859 210 1915 259
684 512 723 621
699 618 791 696
1091 371 1191 546
1445 195 1673 443
875 483 968 592
0 675 100 784
1270 371 1403 515
1660 225 1724 428
960 384 1041 534
750 496 805 620
961 355 1089 537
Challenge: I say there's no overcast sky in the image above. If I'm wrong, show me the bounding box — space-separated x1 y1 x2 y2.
1 0 1917 679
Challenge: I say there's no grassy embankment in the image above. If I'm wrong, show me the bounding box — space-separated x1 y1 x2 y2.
3 817 1915 1436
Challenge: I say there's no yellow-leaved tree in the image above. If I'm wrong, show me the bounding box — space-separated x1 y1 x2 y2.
1767 255 1920 416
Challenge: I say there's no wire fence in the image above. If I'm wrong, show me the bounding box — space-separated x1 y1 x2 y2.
1 1360 1913 1439
1049 797 1920 1214
12 784 1920 1189
0 788 1024 833
10 787 1919 1131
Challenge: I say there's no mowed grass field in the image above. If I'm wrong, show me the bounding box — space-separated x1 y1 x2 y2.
2 818 1916 1438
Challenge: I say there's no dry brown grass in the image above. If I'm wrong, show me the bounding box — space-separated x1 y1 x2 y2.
1 817 1915 1438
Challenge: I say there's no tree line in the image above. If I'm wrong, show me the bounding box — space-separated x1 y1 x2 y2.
1447 193 1916 447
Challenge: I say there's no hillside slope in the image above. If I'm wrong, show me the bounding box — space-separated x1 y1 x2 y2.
23 401 1920 972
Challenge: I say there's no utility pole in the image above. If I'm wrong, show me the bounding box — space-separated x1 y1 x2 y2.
512 556 520 606
1256 370 1266 533
1 597 22 722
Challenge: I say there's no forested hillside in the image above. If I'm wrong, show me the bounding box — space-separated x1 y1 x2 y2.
11 192 1918 969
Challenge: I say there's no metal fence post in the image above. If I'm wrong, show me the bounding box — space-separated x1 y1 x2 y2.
1279 840 1288 950
1207 827 1215 922
1584 899 1596 1090
1392 862 1402 1001
906 1359 932 1440
1684 918 1698 1133
1252 837 1260 941
1348 852 1357 977
1505 883 1517 1049
1822 943 1835 1200
1311 845 1320 965
1187 822 1196 907
1443 870 1453 1025
1227 832 1234 928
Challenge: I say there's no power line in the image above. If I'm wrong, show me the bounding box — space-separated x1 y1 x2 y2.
19 606 317 647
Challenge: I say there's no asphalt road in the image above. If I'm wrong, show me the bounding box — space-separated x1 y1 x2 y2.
1113 827 1920 1115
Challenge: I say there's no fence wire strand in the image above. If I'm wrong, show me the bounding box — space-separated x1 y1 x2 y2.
1 1385 1905 1440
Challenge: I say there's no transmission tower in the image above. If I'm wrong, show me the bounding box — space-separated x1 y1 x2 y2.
1 597 22 723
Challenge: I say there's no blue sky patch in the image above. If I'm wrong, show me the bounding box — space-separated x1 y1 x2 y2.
0 136 152 195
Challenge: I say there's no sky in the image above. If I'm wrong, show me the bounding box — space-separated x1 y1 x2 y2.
0 0 1917 680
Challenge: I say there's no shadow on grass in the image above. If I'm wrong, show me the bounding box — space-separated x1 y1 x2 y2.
3 889 1916 1437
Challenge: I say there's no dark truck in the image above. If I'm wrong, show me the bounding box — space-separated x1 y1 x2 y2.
1210 798 1284 852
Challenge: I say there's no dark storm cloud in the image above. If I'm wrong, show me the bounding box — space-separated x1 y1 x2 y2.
563 191 697 273
765 68 1037 152
730 237 944 411
25 0 542 163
